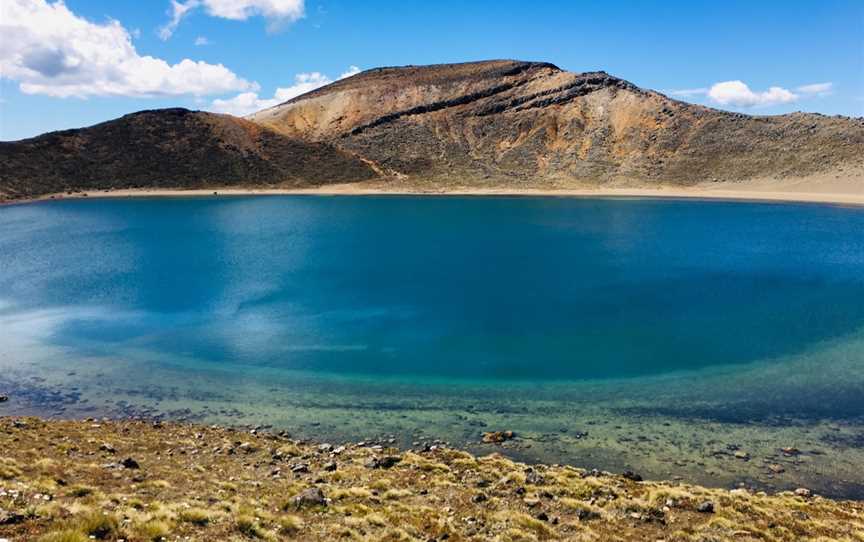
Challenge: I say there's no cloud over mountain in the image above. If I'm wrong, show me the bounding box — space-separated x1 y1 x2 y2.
0 0 254 98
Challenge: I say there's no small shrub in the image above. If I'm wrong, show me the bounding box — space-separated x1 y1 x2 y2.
38 530 89 542
178 507 212 526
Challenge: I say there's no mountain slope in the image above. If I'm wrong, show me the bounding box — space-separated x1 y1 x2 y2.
0 108 376 200
249 60 864 186
2 60 862 201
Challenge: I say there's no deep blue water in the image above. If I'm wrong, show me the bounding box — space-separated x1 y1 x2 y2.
4 195 864 497
2 196 864 382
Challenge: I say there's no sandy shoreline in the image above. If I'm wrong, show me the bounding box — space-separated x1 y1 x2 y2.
3 181 864 207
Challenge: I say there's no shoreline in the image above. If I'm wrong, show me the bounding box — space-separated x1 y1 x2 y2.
1 415 862 541
3 181 863 207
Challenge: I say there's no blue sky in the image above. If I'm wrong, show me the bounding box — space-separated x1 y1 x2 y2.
1 0 862 141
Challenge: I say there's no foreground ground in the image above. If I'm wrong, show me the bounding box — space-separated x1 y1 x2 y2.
0 417 862 541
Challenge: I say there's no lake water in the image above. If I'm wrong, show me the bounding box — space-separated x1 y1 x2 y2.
2 196 864 497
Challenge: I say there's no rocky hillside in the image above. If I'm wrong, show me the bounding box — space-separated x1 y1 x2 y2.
0 109 376 200
2 60 862 200
250 60 864 187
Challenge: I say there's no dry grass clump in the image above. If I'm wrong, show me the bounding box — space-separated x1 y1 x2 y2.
2 417 864 542
0 457 22 479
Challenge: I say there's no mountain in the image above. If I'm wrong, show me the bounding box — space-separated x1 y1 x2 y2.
2 60 862 200
249 60 863 187
0 109 376 200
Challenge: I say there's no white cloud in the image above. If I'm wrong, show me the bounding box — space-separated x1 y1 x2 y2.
194 36 210 46
707 81 798 108
668 87 708 98
796 82 833 96
159 0 304 40
669 80 834 109
0 0 255 98
339 65 361 79
211 66 360 116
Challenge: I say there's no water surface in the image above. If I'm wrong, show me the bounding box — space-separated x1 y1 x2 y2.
2 196 863 497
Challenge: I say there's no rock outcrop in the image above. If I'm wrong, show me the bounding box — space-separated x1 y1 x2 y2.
249 60 863 186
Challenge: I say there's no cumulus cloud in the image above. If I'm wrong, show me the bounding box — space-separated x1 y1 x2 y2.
0 0 255 98
159 0 305 40
211 66 360 116
707 80 798 107
670 79 834 108
194 36 210 46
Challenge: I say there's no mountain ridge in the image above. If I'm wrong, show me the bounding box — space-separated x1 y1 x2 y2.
2 60 862 201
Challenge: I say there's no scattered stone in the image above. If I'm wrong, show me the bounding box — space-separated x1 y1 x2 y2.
767 464 785 474
365 456 401 469
697 501 715 513
524 468 544 485
576 508 600 521
0 509 25 526
323 462 337 472
0 395 8 403
99 443 116 454
733 450 750 460
795 488 812 498
291 487 326 509
535 512 549 522
471 493 487 503
121 457 140 469
622 470 643 482
481 431 515 444
238 442 257 453
781 447 802 457
291 463 310 474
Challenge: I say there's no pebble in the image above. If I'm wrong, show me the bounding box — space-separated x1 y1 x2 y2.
121 457 140 469
795 488 812 498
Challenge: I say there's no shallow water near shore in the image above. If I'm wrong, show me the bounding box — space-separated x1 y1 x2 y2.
2 195 864 498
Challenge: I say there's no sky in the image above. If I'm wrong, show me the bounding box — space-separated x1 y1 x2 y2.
1 0 862 141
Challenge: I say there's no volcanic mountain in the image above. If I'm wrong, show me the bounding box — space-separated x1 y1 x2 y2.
2 60 862 200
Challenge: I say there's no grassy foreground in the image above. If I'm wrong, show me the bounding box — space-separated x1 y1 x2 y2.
0 417 862 541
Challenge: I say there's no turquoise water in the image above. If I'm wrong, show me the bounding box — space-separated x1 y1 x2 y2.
2 196 864 497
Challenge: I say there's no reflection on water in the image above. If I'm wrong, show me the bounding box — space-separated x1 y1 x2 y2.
1 196 864 497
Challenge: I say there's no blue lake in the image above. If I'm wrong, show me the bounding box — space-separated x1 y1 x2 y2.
2 196 864 497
